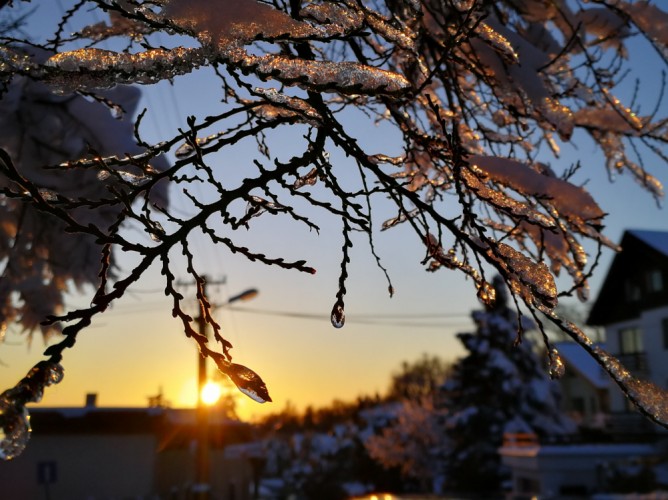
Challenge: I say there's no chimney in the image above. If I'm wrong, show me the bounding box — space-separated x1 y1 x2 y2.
85 393 97 408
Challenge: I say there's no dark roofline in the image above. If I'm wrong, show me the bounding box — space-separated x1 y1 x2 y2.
29 407 251 438
627 229 668 257
587 230 668 326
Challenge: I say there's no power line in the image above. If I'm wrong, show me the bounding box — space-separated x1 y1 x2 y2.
223 306 472 328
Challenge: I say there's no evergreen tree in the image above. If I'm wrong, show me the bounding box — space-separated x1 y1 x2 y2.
441 276 574 494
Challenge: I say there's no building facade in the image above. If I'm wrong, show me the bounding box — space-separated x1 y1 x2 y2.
0 396 257 499
501 230 668 499
587 229 668 430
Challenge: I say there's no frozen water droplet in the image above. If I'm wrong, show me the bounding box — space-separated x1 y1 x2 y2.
548 348 566 379
238 387 269 404
225 363 272 404
174 142 195 158
119 170 147 186
331 303 345 328
46 364 64 386
0 399 30 461
147 220 165 241
38 189 57 201
245 198 267 219
477 281 496 308
293 167 318 189
109 104 123 119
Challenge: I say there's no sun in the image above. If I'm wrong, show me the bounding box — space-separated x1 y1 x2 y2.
200 380 222 406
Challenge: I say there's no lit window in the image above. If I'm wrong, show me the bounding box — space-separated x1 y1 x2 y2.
619 327 643 354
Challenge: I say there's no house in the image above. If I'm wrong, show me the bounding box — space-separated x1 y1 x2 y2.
587 229 668 432
500 230 668 499
499 436 657 499
552 341 610 429
0 394 259 499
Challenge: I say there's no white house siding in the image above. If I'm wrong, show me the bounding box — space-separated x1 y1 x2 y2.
500 443 656 499
605 305 668 415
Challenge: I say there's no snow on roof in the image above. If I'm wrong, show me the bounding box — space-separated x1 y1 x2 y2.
554 342 609 389
500 442 655 458
629 229 668 257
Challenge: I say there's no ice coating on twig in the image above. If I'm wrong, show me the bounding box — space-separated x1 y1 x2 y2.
468 155 604 222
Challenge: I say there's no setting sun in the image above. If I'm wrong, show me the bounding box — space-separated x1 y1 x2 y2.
200 381 222 406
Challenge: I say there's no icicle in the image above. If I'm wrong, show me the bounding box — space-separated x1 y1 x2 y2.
216 361 272 403
539 97 574 141
119 170 147 186
548 348 566 379
367 154 405 166
223 51 410 96
0 47 36 73
340 0 416 52
0 362 64 460
478 23 519 64
382 209 419 230
461 168 556 229
0 402 30 461
489 242 558 310
592 346 668 427
254 87 321 125
44 47 205 92
299 3 364 33
331 302 345 328
174 134 222 158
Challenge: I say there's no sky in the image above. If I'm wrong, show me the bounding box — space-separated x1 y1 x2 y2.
0 1 667 422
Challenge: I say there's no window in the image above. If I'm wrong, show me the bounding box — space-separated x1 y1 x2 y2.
625 280 641 301
619 327 643 354
647 269 664 293
37 461 57 485
619 327 648 372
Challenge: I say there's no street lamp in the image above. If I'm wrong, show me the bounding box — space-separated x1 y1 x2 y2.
193 286 258 500
216 288 259 308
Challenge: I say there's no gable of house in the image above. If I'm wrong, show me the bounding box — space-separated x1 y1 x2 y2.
587 230 668 326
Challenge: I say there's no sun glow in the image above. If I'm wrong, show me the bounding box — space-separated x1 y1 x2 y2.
200 380 222 406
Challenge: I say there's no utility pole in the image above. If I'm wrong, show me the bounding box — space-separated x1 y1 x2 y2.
177 276 258 499
179 275 226 500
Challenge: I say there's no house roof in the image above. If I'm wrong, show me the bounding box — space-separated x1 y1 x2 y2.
29 406 253 449
587 229 668 326
627 229 668 257
30 407 166 434
553 342 609 389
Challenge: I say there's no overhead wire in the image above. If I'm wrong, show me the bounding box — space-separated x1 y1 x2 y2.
107 298 473 328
